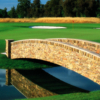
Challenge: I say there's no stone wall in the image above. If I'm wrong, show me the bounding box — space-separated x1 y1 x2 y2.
5 39 100 85
45 38 100 54
5 69 57 98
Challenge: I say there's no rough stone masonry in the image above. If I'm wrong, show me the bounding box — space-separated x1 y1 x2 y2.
5 38 100 85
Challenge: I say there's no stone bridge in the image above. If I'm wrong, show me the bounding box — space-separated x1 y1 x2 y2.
5 38 100 85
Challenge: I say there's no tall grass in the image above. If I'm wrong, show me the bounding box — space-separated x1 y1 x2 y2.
0 18 36 23
0 17 100 23
34 17 100 23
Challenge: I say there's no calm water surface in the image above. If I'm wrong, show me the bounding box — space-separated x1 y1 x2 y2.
43 66 100 92
0 69 26 100
0 66 100 100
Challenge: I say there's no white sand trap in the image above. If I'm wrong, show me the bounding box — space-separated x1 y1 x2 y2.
1 52 6 55
29 26 67 29
95 28 100 29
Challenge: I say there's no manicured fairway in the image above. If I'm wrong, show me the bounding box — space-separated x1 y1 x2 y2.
0 22 100 53
0 22 100 100
0 22 100 69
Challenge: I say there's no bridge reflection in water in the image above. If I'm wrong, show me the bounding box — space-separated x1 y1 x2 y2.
6 68 91 99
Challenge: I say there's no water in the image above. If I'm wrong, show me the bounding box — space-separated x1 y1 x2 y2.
0 69 26 100
0 66 100 100
42 66 100 92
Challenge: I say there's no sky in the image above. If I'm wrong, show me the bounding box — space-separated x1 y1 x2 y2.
0 0 49 12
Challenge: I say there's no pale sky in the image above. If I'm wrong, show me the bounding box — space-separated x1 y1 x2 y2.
0 0 49 11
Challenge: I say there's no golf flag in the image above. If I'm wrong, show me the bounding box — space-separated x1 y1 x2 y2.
72 20 74 29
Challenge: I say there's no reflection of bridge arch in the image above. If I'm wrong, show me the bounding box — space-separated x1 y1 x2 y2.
5 38 100 85
6 69 89 98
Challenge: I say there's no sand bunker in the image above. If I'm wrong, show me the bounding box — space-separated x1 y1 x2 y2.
95 28 100 29
29 26 67 29
1 52 6 55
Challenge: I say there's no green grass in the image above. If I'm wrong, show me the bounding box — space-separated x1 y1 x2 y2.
14 90 100 100
0 22 100 69
0 22 100 100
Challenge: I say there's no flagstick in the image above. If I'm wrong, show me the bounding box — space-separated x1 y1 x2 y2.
72 20 74 29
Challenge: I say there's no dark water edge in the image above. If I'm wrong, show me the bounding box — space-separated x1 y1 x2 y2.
42 66 100 92
0 65 100 100
0 69 26 100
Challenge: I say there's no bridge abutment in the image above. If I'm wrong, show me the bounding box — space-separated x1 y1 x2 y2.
5 39 14 58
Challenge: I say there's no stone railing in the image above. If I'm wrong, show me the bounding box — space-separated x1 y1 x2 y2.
5 39 100 85
45 38 100 54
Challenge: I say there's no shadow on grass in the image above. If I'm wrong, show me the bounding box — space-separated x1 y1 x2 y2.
90 39 100 43
15 69 90 96
14 58 60 68
12 25 99 29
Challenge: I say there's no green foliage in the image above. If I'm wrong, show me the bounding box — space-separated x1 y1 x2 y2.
8 6 17 18
96 7 100 17
17 0 31 17
44 0 64 17
1 0 100 18
33 0 41 8
44 1 52 17
0 8 7 18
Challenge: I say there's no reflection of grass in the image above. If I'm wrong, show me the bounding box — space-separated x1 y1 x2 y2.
14 69 100 100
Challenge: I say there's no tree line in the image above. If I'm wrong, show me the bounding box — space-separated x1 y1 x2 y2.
0 0 100 18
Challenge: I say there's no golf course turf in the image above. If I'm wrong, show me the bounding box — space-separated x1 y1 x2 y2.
0 22 100 100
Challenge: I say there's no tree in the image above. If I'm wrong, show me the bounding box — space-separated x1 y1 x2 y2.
63 0 76 17
74 0 86 17
88 0 97 17
59 0 65 17
33 0 41 8
17 0 31 17
16 4 24 18
8 6 17 18
4 7 7 17
39 4 45 17
95 0 100 17
31 0 41 17
44 0 63 17
44 1 52 17
0 8 8 18
50 0 63 17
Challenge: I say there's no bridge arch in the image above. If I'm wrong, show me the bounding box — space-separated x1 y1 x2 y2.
5 38 100 85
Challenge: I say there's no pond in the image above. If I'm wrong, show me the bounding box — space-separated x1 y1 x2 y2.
0 66 100 100
42 66 100 92
0 69 26 100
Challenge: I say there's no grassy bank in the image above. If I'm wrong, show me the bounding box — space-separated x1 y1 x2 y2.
15 90 100 100
0 22 100 100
